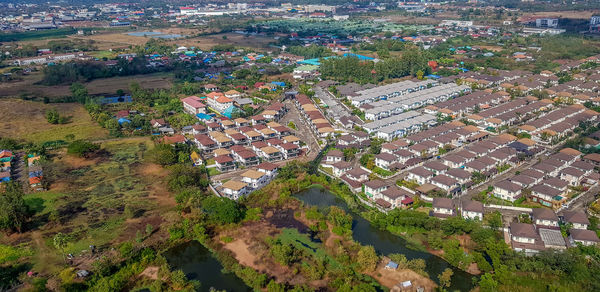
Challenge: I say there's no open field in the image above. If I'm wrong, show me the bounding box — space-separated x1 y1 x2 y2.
523 10 600 20
0 99 108 143
0 72 174 98
173 32 277 50
2 138 174 280
369 258 437 292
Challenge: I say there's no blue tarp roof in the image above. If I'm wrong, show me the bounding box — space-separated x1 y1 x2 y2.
386 261 399 269
222 105 238 118
118 118 131 125
196 113 212 120
100 95 132 104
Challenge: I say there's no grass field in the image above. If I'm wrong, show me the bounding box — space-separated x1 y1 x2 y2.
173 32 277 50
2 138 174 276
0 72 174 98
0 99 108 143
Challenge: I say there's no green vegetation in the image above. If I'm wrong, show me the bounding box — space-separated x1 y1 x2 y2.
0 182 30 233
66 140 99 157
0 28 79 42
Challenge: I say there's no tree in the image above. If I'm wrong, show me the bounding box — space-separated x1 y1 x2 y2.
69 82 88 101
356 245 378 273
201 196 244 224
438 268 453 288
148 143 177 166
45 109 60 124
0 182 29 233
479 273 498 292
67 140 99 157
487 211 502 230
53 232 69 263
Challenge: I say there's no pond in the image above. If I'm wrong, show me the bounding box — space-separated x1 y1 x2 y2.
294 187 475 291
164 241 251 292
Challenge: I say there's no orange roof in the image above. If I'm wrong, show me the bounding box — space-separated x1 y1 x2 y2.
29 177 42 184
206 92 225 99
216 96 233 103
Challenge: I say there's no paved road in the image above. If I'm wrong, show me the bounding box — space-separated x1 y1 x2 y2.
279 99 321 158
313 86 351 123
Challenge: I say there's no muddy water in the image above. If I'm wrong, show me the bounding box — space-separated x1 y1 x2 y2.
164 241 250 292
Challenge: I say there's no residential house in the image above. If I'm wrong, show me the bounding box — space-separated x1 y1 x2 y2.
510 222 542 254
182 96 206 115
256 162 279 178
221 180 249 200
560 167 585 186
375 152 399 170
430 174 460 194
378 186 410 209
569 229 600 246
331 161 352 177
493 180 523 202
190 151 203 166
432 197 455 218
461 200 484 220
346 167 369 182
406 167 434 185
445 168 472 185
324 149 344 164
241 169 270 189
258 146 283 161
532 208 560 229
214 155 236 172
530 184 563 208
364 180 389 198
561 211 590 230
276 143 300 159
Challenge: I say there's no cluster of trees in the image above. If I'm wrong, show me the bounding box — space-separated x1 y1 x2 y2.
45 109 69 124
66 140 99 157
0 182 30 233
320 49 431 83
41 58 160 85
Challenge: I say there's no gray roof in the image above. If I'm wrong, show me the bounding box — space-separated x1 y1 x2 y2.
433 197 454 209
531 184 562 197
570 229 600 242
510 222 537 238
431 174 458 187
562 211 590 225
463 200 484 213
495 180 522 192
446 168 471 180
364 180 387 189
539 228 566 247
532 208 559 222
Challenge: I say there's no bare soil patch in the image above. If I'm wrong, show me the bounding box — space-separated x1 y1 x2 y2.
369 258 437 292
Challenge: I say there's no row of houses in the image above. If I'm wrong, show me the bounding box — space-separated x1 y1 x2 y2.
191 120 301 171
431 197 599 252
295 93 335 138
219 162 280 200
0 150 14 185
348 79 438 107
518 104 599 144
362 111 437 141
493 148 599 208
363 83 470 120
425 90 512 117
509 208 599 254
27 154 44 191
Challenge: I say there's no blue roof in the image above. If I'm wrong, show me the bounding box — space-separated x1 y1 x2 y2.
426 74 441 79
100 95 132 104
118 118 131 125
386 261 399 269
196 113 212 120
222 105 238 118
271 81 286 86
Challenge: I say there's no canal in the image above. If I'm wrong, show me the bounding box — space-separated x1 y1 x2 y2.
294 187 475 291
